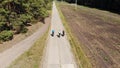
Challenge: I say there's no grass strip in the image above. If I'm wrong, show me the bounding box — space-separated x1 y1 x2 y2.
9 27 50 68
56 2 92 68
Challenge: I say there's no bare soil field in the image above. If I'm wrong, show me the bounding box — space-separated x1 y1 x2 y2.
59 3 120 68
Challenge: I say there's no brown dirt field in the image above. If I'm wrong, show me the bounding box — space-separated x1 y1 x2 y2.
59 3 120 68
0 17 50 53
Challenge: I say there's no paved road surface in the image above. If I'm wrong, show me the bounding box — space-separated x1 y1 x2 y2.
0 20 49 68
41 2 77 68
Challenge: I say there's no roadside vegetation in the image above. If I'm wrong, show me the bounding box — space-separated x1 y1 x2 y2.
0 0 52 42
56 2 92 68
9 26 50 68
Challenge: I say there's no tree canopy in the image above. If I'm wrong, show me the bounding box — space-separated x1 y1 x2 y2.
0 0 53 41
61 0 120 13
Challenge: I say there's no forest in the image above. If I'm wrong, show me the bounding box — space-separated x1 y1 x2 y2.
0 0 52 42
60 0 120 13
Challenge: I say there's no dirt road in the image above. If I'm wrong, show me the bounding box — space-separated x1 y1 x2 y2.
0 19 50 68
41 2 76 68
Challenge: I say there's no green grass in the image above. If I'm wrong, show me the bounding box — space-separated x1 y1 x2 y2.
56 2 92 68
9 27 50 68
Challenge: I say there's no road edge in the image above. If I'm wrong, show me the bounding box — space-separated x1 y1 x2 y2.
56 2 92 68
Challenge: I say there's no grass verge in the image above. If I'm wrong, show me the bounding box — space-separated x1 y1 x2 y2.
9 27 50 68
56 2 92 68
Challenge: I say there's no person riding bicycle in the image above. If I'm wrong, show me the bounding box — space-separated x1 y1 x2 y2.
62 30 65 36
51 29 54 36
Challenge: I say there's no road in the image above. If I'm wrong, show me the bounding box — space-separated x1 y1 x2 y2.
0 19 50 68
41 2 77 68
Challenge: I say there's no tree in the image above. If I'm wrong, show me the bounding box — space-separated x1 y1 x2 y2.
63 0 120 13
0 0 53 41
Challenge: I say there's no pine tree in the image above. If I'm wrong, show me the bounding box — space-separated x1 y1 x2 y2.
0 0 53 41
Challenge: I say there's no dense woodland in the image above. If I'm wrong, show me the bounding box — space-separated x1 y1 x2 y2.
0 0 52 42
60 0 120 13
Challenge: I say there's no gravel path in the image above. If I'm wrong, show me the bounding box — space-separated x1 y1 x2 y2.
0 20 50 68
41 2 77 68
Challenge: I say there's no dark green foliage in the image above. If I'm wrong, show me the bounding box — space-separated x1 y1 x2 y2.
12 20 24 34
0 30 13 41
0 22 5 31
39 8 49 18
0 0 53 41
63 0 120 13
19 14 32 25
21 27 28 33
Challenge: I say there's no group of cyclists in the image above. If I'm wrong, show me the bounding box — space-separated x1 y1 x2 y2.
51 29 65 38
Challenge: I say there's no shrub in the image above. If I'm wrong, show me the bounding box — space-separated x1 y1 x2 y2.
0 30 13 41
0 16 7 22
0 22 6 32
21 27 28 33
46 2 53 10
12 20 24 34
39 8 49 18
19 14 32 25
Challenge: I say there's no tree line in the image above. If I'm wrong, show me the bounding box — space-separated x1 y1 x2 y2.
60 0 120 13
0 0 52 42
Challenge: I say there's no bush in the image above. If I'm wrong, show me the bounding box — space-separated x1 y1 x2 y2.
0 16 6 22
46 2 53 10
39 8 49 18
12 20 24 34
0 22 6 32
21 27 28 33
19 14 32 25
0 30 13 41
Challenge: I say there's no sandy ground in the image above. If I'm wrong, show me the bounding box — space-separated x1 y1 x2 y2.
0 18 50 68
0 22 42 52
59 3 120 68
41 2 76 68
